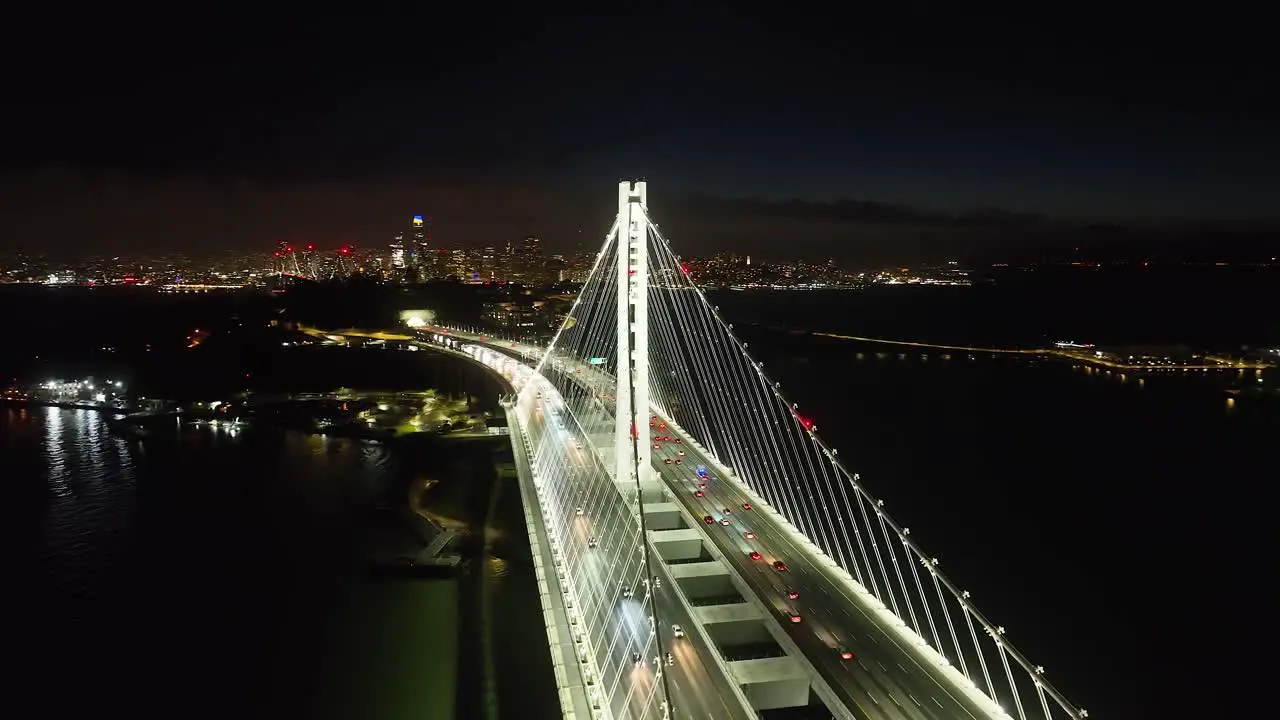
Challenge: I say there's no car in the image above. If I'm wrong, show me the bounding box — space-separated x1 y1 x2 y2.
649 421 656 427
838 648 856 661
674 438 683 444
631 652 644 667
664 458 673 465
719 518 731 526
652 443 660 450
574 442 583 450
744 531 755 539
622 586 633 598
787 611 802 624
588 536 598 548
786 589 799 600
677 450 685 456
703 515 715 524
576 507 584 516
672 624 685 638
658 423 666 429
722 507 731 514
698 482 708 489
749 551 762 560
773 560 788 572
694 490 705 497
665 652 675 666
742 503 752 510
674 459 682 465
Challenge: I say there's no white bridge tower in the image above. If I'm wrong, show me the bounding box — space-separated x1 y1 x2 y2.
613 181 653 487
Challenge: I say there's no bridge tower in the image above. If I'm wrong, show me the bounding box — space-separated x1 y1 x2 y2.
614 180 654 487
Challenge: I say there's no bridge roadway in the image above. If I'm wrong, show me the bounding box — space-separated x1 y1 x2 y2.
651 429 990 720
517 372 757 720
426 327 999 719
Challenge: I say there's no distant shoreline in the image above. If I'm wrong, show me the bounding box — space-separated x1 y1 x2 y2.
0 397 135 414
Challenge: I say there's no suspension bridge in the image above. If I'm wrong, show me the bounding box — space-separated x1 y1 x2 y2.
417 181 1087 720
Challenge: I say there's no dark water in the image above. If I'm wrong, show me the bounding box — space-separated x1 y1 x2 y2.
715 286 1277 719
717 266 1280 348
7 409 559 720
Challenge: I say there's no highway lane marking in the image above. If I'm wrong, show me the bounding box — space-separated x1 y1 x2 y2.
931 695 944 708
909 693 922 707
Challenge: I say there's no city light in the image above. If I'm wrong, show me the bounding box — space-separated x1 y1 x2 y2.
400 309 435 328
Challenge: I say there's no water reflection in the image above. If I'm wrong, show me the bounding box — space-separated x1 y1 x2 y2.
44 408 70 498
488 555 509 582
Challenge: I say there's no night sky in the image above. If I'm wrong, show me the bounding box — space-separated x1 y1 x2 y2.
2 6 1276 263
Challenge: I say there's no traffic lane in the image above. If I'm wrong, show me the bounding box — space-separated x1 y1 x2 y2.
540 416 743 720
678 459 972 720
649 440 954 713
527 409 659 719
660 449 982 720
768 538 967 717
546 413 745 720
651 574 756 720
660 461 933 720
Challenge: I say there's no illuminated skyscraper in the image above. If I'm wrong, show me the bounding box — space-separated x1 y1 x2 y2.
390 234 406 270
275 240 301 276
519 234 544 283
300 243 319 278
334 246 356 279
410 215 429 269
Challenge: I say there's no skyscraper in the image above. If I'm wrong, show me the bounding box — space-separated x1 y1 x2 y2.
390 233 406 270
410 215 429 270
519 235 544 283
301 243 319 278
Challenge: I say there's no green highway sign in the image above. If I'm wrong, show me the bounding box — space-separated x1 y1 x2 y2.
588 357 606 365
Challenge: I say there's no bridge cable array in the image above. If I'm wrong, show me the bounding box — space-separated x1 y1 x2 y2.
529 204 1087 720
524 219 677 719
